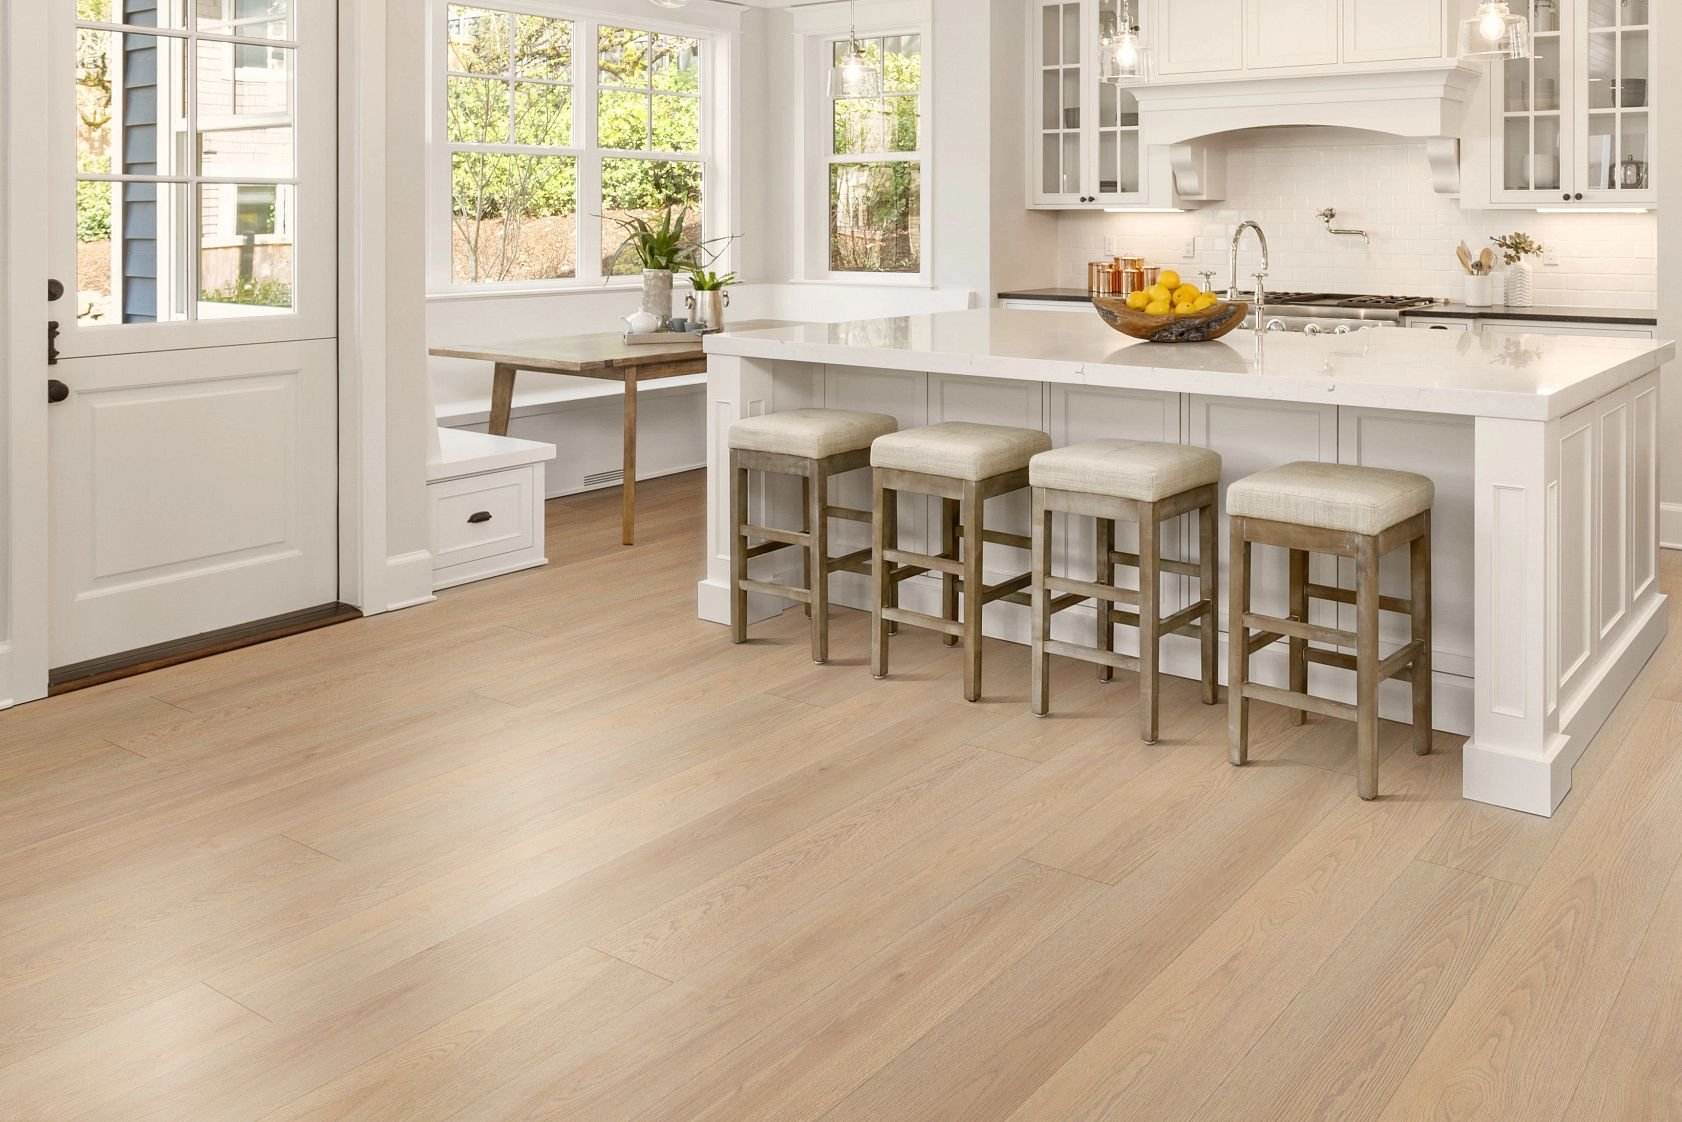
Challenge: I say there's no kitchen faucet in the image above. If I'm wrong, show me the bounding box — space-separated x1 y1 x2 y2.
1228 220 1270 332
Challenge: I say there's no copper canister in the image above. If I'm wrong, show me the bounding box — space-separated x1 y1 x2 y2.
1088 261 1114 294
1140 264 1161 289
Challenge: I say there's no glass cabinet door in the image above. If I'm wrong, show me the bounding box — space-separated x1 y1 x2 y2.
1580 0 1652 199
1092 0 1143 202
1495 0 1567 201
1037 0 1086 202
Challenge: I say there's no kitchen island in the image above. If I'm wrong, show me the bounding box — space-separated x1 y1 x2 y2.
701 309 1674 816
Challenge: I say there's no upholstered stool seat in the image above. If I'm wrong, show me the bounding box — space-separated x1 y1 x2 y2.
1031 440 1222 503
1228 461 1435 801
870 423 1052 702
1028 441 1222 743
1228 462 1435 536
728 409 901 664
729 409 899 460
872 422 1052 482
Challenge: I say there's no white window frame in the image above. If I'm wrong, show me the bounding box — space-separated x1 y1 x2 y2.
802 11 932 286
426 0 730 295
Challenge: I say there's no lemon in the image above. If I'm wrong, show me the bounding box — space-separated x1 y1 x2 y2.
1193 293 1219 311
1146 284 1173 305
1173 284 1200 305
1174 301 1197 316
1126 290 1151 311
1158 269 1182 290
1145 300 1172 316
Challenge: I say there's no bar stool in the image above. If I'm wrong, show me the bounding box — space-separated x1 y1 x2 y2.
1226 462 1435 800
1028 440 1222 744
869 421 1053 702
729 408 900 664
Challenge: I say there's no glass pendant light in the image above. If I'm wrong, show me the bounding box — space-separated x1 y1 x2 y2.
1458 1 1532 62
829 2 882 100
1100 0 1151 85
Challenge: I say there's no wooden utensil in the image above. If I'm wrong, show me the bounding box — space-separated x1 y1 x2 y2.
1456 243 1476 276
1478 247 1495 275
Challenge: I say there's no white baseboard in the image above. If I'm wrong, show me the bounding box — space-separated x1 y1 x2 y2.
1662 503 1682 552
385 550 439 612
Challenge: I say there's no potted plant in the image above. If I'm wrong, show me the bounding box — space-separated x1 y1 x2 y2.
603 206 734 326
686 268 736 331
1490 232 1544 309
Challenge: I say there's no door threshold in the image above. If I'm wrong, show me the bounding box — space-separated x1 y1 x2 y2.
48 603 363 696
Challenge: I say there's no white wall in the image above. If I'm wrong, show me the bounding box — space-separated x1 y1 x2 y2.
1051 128 1658 308
1660 22 1681 549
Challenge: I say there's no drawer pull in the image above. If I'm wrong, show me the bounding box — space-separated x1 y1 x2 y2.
468 511 493 524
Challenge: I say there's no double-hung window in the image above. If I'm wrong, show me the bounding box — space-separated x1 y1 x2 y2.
826 32 924 277
439 3 708 289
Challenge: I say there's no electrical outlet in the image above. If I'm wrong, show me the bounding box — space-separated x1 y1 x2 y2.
1183 239 1197 260
1102 235 1121 256
1542 245 1561 267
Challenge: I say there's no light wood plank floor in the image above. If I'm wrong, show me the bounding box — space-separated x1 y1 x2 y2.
3 470 1680 1121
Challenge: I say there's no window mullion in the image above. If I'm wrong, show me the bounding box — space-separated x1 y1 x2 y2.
578 17 603 282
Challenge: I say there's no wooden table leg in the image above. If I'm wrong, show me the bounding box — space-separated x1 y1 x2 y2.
622 369 638 546
489 364 517 437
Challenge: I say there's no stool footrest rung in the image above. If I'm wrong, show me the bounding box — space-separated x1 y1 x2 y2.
1303 582 1413 616
1380 640 1425 682
883 606 963 638
1302 645 1417 683
1110 551 1201 578
829 506 872 524
981 573 1032 605
1161 601 1212 636
1049 593 1086 614
744 541 797 561
885 548 962 577
737 577 812 605
957 527 1033 552
1248 630 1285 654
1045 575 1142 607
1045 638 1141 674
743 524 811 549
830 548 873 576
1243 612 1357 650
1243 682 1357 721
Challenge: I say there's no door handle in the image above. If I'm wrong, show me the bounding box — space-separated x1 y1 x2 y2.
468 511 493 524
48 379 70 404
48 278 64 302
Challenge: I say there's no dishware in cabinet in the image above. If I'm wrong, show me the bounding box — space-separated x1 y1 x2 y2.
1492 0 1657 206
1030 0 1148 207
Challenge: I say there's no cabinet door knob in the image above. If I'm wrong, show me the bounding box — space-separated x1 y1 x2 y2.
1574 192 1584 201
1563 193 1572 201
468 511 493 524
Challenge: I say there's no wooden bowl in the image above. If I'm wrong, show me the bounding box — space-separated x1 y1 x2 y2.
1092 296 1250 343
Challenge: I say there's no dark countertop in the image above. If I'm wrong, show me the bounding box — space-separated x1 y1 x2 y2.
997 289 1658 326
997 288 1092 303
1398 302 1658 326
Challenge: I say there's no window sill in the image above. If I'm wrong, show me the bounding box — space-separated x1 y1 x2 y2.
426 281 665 303
797 276 934 289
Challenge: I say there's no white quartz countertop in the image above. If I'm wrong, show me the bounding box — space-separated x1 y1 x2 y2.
706 309 1675 422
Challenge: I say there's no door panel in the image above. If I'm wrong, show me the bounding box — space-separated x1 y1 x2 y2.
1343 0 1442 63
1157 0 1244 75
1247 0 1339 69
49 341 338 667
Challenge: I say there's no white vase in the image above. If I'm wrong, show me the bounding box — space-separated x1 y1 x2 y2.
641 269 674 324
1506 260 1534 308
1490 272 1507 307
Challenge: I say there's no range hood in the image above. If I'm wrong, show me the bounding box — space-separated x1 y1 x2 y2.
1133 65 1479 197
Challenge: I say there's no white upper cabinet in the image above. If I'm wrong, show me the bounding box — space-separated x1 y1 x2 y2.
1248 0 1341 70
1152 0 1452 77
1157 0 1244 75
1343 0 1445 63
1030 0 1157 207
1491 0 1656 207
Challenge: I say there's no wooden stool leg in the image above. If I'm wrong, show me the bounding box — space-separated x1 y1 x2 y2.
1288 548 1310 725
1411 513 1434 756
801 475 814 620
1031 499 1052 717
1228 519 1252 766
730 451 748 645
1199 501 1220 706
871 476 893 680
1095 517 1116 683
1138 504 1161 745
1356 536 1382 800
962 481 985 703
941 497 961 647
808 463 830 665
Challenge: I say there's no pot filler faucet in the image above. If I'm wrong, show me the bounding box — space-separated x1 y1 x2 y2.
1227 220 1270 332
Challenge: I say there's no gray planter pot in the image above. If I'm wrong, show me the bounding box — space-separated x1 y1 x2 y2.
641 269 674 324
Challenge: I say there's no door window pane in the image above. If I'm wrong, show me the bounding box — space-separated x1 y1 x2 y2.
195 38 295 177
195 0 290 39
198 183 294 315
450 153 578 284
600 157 702 275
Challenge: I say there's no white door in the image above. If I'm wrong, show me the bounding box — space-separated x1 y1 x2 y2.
48 0 337 669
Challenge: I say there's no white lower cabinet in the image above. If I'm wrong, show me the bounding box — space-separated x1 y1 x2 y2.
428 429 556 591
1408 316 1656 339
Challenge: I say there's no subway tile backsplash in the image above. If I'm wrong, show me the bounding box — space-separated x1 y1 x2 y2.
1055 130 1657 310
